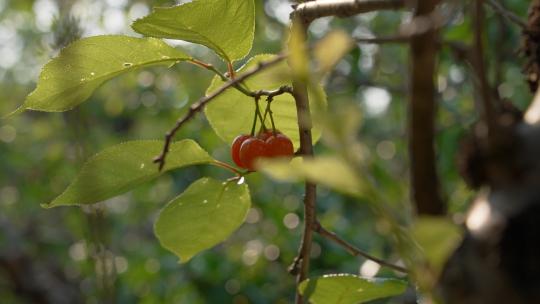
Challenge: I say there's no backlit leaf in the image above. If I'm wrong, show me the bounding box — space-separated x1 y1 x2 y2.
10 35 189 115
299 274 407 304
155 177 251 262
45 140 213 208
132 0 255 62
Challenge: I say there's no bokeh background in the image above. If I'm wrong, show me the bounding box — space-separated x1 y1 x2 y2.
0 0 532 303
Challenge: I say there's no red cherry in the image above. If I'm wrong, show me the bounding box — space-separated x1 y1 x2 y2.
257 130 273 141
239 138 269 171
231 134 251 168
257 129 282 141
266 133 294 158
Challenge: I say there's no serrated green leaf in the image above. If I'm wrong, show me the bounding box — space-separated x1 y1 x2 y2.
412 216 463 275
45 140 213 208
10 35 189 115
205 54 327 149
258 156 365 198
155 177 251 262
299 274 407 304
132 0 255 62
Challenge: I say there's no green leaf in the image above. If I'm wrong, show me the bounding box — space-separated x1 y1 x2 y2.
258 156 365 197
132 0 255 62
299 274 407 304
205 54 327 149
155 177 251 262
44 140 213 208
10 35 189 115
412 216 463 275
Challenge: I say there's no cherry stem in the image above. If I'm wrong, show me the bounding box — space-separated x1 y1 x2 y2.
250 97 261 136
260 102 271 133
255 99 266 132
267 97 277 134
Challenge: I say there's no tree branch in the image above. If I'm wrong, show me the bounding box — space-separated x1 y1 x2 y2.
287 17 317 304
292 0 404 22
153 54 287 170
313 221 409 274
408 0 445 215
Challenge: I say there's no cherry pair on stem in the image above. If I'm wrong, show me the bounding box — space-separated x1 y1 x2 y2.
231 130 294 171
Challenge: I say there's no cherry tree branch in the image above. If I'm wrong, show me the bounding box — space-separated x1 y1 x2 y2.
153 54 288 170
313 221 409 273
288 16 318 304
292 0 404 22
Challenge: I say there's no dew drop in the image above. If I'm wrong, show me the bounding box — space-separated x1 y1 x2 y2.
224 187 229 191
202 200 208 204
140 163 145 169
80 78 86 82
237 176 245 185
123 62 133 67
161 55 170 59
90 72 95 76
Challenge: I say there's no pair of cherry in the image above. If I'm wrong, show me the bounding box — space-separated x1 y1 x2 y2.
231 130 294 171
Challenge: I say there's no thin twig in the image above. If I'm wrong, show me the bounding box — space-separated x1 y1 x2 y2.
355 35 410 44
313 221 409 274
485 0 527 29
188 59 253 96
153 54 287 170
252 85 294 99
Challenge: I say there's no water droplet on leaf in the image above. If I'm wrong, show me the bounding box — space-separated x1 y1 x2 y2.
202 200 208 204
140 163 145 169
123 62 133 67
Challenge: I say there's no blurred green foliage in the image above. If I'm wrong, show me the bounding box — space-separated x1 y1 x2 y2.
0 0 533 303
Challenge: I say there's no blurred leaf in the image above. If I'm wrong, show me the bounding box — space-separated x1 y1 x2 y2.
289 19 309 80
412 216 463 275
132 0 255 62
299 274 407 304
45 140 213 207
314 30 354 78
10 36 190 115
258 156 365 197
155 177 251 262
204 54 326 149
